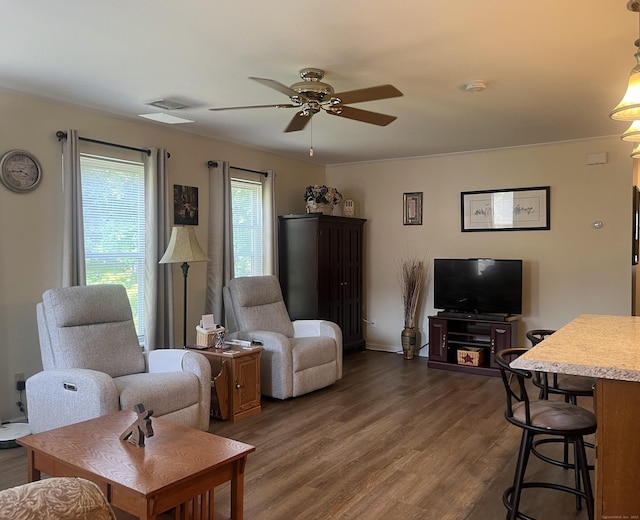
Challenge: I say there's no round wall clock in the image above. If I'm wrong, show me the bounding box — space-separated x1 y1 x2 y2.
0 149 42 193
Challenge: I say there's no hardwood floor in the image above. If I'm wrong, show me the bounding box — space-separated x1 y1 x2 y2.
0 350 594 519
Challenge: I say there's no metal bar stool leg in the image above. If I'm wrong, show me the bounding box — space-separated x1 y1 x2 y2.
506 430 534 520
575 436 594 520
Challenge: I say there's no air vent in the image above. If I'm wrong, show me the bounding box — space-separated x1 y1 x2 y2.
145 99 190 110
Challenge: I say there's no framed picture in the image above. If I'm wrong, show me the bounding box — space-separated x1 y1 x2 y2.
173 185 199 225
461 186 550 232
403 192 423 225
633 186 639 265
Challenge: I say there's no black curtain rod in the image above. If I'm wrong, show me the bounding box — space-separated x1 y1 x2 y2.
56 131 155 157
207 160 268 177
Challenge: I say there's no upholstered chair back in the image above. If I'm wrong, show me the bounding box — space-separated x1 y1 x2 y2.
37 285 146 378
226 275 295 338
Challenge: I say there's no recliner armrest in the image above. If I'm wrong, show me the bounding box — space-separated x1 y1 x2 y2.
26 369 120 434
292 319 341 341
292 320 343 380
145 349 211 431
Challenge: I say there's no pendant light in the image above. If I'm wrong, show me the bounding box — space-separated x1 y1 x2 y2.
610 1 640 121
622 120 640 141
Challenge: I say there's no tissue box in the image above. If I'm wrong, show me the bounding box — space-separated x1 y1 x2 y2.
457 347 484 366
196 326 225 348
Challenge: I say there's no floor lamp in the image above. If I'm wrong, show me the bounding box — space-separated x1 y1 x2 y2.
159 226 207 347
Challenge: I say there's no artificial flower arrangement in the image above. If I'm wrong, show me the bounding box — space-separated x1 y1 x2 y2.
304 185 343 205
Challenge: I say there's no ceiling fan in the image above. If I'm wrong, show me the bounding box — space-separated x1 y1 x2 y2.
209 68 403 132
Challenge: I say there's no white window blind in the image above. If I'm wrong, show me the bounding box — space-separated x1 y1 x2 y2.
80 154 146 340
231 178 263 276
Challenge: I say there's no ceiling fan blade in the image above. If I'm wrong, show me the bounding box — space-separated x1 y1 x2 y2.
332 84 403 105
209 103 297 111
250 77 301 98
284 111 313 132
330 106 397 126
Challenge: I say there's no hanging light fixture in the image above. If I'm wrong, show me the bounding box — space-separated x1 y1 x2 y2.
622 120 640 141
309 117 314 157
610 1 640 121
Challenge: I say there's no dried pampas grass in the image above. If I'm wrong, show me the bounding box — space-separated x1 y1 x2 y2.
400 258 425 328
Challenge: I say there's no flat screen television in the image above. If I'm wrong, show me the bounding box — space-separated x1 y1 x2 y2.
433 258 523 316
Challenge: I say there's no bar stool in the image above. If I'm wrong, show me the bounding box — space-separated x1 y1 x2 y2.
526 329 596 509
526 330 596 403
496 348 595 520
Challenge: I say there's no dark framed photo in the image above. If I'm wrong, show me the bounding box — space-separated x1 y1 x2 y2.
403 192 423 225
174 185 199 225
461 186 550 232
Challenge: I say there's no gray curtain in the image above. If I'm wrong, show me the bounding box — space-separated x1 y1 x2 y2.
205 161 234 324
61 129 86 287
144 148 173 350
262 170 277 275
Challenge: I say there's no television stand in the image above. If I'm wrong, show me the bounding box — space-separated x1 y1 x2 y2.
428 314 519 376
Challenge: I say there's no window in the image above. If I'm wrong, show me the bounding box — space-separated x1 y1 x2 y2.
231 178 263 276
80 154 146 340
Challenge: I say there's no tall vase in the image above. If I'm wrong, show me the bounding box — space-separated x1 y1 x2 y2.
401 327 417 359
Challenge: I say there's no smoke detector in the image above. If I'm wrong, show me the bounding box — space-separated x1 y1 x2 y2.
463 80 487 93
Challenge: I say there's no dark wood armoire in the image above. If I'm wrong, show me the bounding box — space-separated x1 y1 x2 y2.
278 214 366 351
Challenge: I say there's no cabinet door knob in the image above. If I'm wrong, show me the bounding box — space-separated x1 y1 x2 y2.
235 381 241 390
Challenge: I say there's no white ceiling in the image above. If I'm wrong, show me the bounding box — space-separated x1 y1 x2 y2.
1 1 636 165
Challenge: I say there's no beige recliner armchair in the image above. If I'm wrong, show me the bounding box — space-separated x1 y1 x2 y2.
26 284 210 433
224 275 342 399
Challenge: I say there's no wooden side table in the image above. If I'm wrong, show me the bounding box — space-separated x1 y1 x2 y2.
198 346 263 422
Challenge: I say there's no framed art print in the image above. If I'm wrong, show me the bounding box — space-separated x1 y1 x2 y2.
403 192 423 225
461 186 550 232
174 184 199 225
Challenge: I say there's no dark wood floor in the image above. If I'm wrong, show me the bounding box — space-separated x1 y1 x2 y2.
0 350 594 519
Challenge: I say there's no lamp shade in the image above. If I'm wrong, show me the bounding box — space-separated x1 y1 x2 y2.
610 52 640 121
159 226 207 264
622 120 640 141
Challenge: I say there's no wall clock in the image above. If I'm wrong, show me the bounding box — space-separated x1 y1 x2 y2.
0 150 42 193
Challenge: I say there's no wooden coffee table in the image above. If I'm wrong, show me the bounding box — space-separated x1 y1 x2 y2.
18 410 255 520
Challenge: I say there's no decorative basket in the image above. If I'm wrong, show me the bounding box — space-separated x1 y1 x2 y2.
306 200 334 215
457 347 484 366
196 326 225 348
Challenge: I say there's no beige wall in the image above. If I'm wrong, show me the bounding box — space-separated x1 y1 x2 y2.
327 138 634 354
0 89 324 421
1 87 634 421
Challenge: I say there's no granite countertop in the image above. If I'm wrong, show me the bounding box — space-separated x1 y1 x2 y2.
511 314 640 382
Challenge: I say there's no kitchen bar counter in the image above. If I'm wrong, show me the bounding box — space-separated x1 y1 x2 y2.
512 314 640 520
511 314 640 382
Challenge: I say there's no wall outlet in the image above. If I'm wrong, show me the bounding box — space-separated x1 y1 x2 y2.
15 373 25 392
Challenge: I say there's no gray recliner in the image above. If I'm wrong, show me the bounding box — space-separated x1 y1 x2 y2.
223 275 342 399
26 284 211 433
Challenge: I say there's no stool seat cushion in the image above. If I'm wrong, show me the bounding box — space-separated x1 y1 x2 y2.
513 401 596 431
555 375 596 393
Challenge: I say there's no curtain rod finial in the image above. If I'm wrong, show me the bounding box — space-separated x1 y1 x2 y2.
56 130 67 141
207 161 219 168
